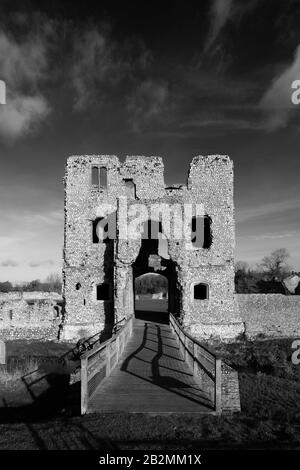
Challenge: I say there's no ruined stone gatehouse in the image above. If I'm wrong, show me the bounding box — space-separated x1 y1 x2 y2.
62 155 244 341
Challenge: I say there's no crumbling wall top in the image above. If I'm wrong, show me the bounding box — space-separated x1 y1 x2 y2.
124 155 163 166
189 154 232 173
66 155 120 170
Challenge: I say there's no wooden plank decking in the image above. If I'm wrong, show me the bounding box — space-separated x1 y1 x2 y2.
88 312 214 414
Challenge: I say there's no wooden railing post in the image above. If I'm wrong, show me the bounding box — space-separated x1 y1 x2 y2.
81 357 88 415
130 316 133 336
215 358 222 414
79 314 137 415
193 343 197 376
0 340 5 365
116 336 120 363
170 312 223 414
106 344 111 377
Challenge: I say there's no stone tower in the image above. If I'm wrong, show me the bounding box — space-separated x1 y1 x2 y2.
62 154 244 341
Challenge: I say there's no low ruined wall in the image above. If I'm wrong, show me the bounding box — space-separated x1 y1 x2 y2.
0 291 61 301
221 362 241 413
237 294 300 339
0 292 63 340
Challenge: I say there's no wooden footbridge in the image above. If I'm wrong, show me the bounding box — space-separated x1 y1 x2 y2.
80 312 222 415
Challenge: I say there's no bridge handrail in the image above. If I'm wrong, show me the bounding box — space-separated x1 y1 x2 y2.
80 316 127 360
169 313 222 413
81 315 134 414
169 314 221 359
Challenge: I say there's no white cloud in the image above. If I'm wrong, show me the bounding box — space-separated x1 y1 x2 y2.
260 44 300 130
0 207 63 282
180 117 264 132
0 233 36 248
29 259 54 268
237 199 300 223
71 27 150 111
0 30 51 140
0 95 50 139
72 29 116 110
205 0 233 52
237 231 298 241
0 259 18 267
127 80 169 131
204 0 261 55
16 209 63 226
0 31 47 87
0 208 63 229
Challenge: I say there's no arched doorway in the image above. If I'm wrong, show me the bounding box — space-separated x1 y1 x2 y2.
132 219 180 324
135 273 168 312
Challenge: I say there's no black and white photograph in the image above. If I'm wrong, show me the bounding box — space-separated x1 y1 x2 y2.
0 0 300 463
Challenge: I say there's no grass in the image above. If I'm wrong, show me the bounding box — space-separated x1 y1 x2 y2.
0 358 40 388
5 339 74 359
0 340 77 408
0 337 299 449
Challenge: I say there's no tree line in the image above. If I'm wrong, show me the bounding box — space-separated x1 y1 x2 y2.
135 274 168 295
235 248 300 294
0 249 299 295
0 273 62 294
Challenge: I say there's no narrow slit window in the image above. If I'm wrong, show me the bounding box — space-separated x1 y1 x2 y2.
99 167 107 189
96 283 110 301
92 166 99 187
124 179 136 198
194 283 209 300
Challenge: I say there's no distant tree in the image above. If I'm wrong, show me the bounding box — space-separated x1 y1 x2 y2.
44 272 62 294
260 248 291 281
135 274 168 295
24 279 42 291
0 281 13 292
235 261 249 273
235 261 260 293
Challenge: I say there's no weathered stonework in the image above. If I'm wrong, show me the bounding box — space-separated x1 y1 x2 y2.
238 294 300 339
221 362 241 413
0 292 62 340
62 154 244 341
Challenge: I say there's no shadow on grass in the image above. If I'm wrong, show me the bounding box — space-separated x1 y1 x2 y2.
20 421 118 450
0 357 82 423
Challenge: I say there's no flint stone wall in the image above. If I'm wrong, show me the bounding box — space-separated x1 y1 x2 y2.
63 154 244 341
221 362 241 412
0 292 62 340
238 294 300 339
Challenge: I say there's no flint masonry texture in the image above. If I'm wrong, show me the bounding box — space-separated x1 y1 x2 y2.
0 292 62 340
238 294 300 339
62 154 244 341
1 155 298 344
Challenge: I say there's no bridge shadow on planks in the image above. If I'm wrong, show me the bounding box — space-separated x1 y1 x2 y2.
135 309 169 325
124 320 212 404
88 315 214 413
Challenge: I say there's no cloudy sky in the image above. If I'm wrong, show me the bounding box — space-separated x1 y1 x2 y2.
0 0 300 282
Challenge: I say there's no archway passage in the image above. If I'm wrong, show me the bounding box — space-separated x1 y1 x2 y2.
135 273 168 313
132 220 180 324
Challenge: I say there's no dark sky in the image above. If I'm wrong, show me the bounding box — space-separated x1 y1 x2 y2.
0 0 300 281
